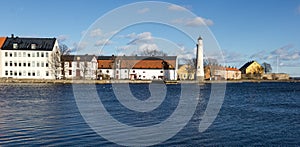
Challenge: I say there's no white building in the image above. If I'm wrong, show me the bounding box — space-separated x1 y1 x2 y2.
196 36 204 81
97 56 178 80
61 55 98 79
0 35 61 79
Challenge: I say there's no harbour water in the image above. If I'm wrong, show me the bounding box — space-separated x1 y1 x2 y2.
0 82 299 146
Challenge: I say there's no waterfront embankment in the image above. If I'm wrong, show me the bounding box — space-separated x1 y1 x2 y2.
0 78 299 84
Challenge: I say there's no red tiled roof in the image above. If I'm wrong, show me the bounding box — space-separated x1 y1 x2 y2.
97 58 176 69
226 67 240 71
0 37 7 48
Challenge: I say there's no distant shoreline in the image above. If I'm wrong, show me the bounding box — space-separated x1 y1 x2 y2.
0 78 299 84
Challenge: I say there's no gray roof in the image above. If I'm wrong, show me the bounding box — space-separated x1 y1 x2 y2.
62 55 96 62
1 37 56 51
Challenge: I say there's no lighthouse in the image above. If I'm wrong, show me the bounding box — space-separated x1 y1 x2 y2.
196 36 204 81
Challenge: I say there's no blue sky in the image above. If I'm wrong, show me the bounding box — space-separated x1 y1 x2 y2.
1 0 300 76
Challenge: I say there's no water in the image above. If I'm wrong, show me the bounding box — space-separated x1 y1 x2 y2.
0 82 299 146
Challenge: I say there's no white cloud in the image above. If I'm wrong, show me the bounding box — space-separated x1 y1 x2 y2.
89 28 103 37
267 45 299 61
57 35 68 42
138 8 150 14
94 39 113 46
119 32 137 39
138 43 158 51
168 4 187 11
72 42 88 51
249 45 300 67
186 17 214 26
172 17 214 27
127 32 153 45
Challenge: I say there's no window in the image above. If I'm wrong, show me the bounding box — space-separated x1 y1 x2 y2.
31 44 36 49
10 71 13 76
69 70 72 75
32 53 35 57
5 71 8 76
18 52 21 57
37 62 40 67
160 71 163 73
32 72 36 76
9 52 12 57
77 62 80 68
13 43 18 49
37 52 39 57
46 71 49 76
23 62 26 67
23 71 26 76
19 72 22 76
41 52 44 57
64 62 69 67
143 71 145 73
5 52 8 57
23 52 26 57
28 72 31 76
46 52 49 57
14 71 17 76
46 63 49 67
100 70 102 73
37 71 40 76
10 61 12 66
28 62 31 67
106 70 109 73
28 53 31 57
14 62 17 67
32 61 35 67
69 62 72 67
133 70 135 73
5 61 8 66
41 62 44 67
19 62 21 67
14 52 17 57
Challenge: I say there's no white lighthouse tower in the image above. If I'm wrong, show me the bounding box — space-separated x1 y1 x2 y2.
196 36 204 81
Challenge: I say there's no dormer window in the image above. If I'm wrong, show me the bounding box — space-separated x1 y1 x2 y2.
13 43 18 49
31 44 36 49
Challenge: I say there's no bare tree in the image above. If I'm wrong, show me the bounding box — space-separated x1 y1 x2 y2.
48 51 61 79
262 62 272 73
59 44 71 79
59 44 71 55
139 48 167 56
183 58 197 80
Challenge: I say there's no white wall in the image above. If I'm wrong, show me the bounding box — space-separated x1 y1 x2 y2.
0 40 61 79
102 68 177 80
63 58 98 79
1 50 57 79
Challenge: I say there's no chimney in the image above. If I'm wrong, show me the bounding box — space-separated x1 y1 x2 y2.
11 34 14 38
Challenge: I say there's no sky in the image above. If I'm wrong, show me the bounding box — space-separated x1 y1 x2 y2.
0 0 299 76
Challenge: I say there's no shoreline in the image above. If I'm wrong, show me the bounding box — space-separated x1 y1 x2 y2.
0 78 299 84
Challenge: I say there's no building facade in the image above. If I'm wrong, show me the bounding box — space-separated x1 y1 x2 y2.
97 56 178 80
226 67 242 80
239 61 264 74
204 65 241 80
0 35 61 79
61 55 98 79
177 64 195 80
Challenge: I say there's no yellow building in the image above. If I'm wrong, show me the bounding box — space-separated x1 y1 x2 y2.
177 64 195 80
239 61 264 74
